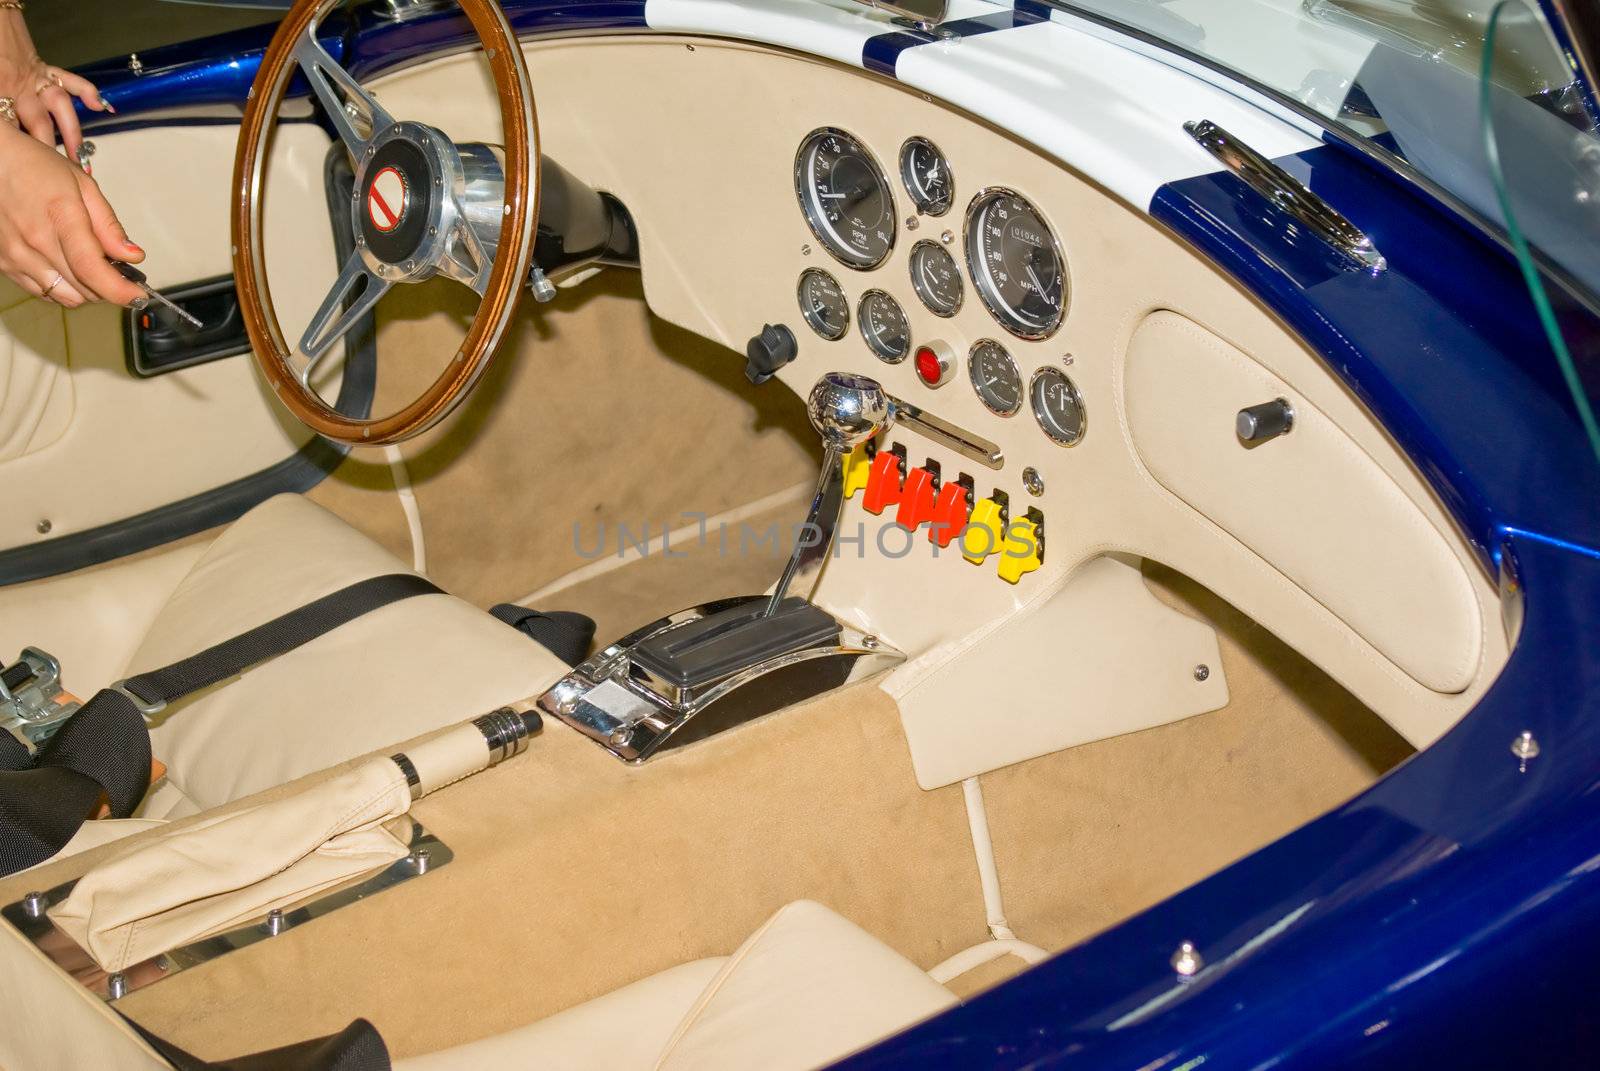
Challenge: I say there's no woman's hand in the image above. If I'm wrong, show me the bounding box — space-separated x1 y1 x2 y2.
0 123 146 307
0 7 109 164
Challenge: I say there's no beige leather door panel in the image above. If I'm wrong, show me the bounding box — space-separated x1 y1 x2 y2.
0 122 340 567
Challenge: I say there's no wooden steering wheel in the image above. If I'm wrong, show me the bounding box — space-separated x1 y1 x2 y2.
232 0 539 445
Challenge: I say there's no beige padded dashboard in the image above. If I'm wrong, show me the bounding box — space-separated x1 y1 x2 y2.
371 35 1506 749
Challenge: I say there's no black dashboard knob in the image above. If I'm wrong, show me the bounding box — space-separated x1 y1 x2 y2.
1237 398 1295 444
745 323 798 385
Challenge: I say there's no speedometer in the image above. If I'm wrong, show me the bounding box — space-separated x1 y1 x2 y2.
795 128 896 270
965 188 1066 339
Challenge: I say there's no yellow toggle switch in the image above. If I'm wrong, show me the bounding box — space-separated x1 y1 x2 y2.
997 517 1043 584
842 442 873 499
961 497 1006 564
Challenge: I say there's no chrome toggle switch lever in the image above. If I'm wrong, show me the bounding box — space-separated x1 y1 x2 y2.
766 373 894 616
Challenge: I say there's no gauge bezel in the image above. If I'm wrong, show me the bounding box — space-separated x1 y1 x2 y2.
899 136 955 217
796 268 850 341
858 288 912 363
794 127 896 271
964 186 1068 341
1028 366 1086 446
968 339 1023 416
908 239 964 318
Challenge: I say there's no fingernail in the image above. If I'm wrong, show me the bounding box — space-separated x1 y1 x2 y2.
99 97 116 113
124 240 143 255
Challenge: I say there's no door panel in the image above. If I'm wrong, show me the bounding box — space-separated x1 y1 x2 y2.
0 121 342 560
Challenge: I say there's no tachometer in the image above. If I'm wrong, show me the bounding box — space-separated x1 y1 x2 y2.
969 339 1022 416
795 128 895 270
900 136 954 216
859 289 911 363
965 188 1066 339
797 268 849 341
909 240 963 317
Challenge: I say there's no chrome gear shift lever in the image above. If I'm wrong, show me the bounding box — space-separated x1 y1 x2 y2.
766 373 894 615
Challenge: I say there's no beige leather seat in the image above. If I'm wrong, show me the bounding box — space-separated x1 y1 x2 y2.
397 900 959 1071
0 493 570 821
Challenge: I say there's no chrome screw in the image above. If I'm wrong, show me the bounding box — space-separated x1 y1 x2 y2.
1062 354 1076 367
1511 730 1540 772
262 908 285 936
906 216 920 231
1022 467 1044 497
128 54 143 75
1170 941 1203 977
608 728 632 749
941 230 954 244
35 519 51 535
861 635 881 650
801 244 812 256
107 973 129 999
21 891 45 918
409 848 431 875
1193 664 1211 682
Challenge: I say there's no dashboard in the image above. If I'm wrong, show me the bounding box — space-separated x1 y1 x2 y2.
790 127 1083 447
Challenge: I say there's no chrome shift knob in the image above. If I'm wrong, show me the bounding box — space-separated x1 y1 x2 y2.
807 372 892 450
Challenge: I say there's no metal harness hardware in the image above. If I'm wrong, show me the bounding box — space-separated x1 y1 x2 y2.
0 647 81 753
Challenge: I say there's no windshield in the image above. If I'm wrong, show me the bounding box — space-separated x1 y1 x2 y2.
1043 1 1600 294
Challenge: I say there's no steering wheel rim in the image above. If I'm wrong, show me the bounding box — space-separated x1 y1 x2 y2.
232 0 539 446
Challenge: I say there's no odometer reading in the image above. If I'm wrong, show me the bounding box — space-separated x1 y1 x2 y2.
969 339 1022 416
966 189 1066 339
797 268 849 341
795 128 895 270
909 240 963 317
859 289 911 363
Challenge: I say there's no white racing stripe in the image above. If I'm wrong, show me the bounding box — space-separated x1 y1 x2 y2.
643 0 1320 211
894 19 1320 210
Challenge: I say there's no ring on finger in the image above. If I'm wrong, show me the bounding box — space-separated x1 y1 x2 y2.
0 98 17 126
40 273 63 299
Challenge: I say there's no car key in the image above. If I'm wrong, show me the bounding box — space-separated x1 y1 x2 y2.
111 260 203 329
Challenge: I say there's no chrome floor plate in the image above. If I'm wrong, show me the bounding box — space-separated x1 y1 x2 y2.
2 817 450 1002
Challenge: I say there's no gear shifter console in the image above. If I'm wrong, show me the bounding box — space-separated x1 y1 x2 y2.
538 372 903 762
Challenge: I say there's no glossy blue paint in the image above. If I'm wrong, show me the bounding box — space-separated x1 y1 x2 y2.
843 529 1600 1069
65 4 1600 1067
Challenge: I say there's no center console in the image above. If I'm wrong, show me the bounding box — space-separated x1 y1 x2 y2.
537 372 905 761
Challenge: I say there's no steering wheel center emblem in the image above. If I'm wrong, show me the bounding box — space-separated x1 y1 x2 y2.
366 166 407 234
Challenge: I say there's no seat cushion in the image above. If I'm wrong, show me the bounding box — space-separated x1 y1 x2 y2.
394 901 957 1071
397 959 729 1071
130 494 570 813
655 900 957 1071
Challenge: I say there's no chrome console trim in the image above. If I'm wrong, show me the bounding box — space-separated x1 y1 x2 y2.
538 596 903 763
889 395 1005 470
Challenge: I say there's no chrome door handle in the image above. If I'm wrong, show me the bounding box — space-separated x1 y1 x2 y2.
1183 119 1386 273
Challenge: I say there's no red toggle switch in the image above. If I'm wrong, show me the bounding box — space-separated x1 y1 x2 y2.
862 449 906 515
928 480 972 547
895 466 940 530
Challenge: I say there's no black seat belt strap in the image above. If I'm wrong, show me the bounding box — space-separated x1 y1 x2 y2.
0 573 441 877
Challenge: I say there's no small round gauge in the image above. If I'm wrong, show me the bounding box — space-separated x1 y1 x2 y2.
1030 367 1086 445
965 188 1067 340
797 268 850 341
900 136 954 216
858 289 911 363
968 339 1022 416
795 128 896 270
908 240 963 317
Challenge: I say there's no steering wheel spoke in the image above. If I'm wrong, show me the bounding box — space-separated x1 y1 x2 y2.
437 216 493 296
299 250 391 373
292 25 394 156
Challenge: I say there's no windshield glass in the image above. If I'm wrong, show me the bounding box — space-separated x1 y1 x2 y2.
1043 1 1600 298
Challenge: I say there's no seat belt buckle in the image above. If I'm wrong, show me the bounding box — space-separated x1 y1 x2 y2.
0 648 82 753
